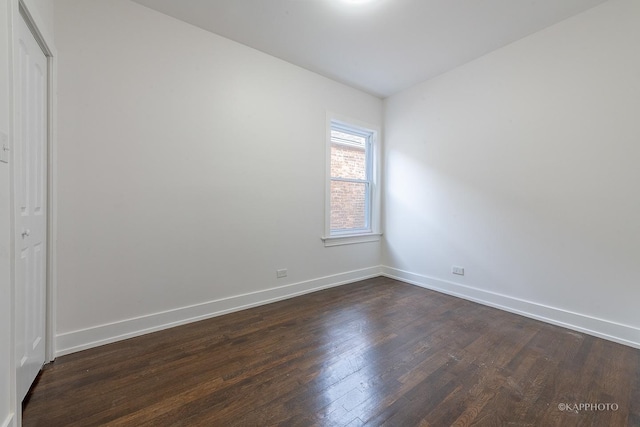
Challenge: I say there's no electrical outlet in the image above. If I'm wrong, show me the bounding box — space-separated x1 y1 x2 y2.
276 269 287 278
452 266 464 276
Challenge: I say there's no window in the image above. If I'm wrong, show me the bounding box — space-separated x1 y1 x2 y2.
323 115 381 246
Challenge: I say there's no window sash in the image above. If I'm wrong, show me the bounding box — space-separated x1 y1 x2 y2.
330 180 371 234
329 121 373 235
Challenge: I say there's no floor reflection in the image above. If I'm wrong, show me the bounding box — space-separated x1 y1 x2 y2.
314 303 383 425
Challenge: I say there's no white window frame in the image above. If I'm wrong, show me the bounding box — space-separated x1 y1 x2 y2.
322 113 381 247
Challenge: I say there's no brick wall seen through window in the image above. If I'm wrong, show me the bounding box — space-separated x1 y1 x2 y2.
329 127 371 233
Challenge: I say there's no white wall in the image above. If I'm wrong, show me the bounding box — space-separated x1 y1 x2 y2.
54 0 383 355
383 0 640 347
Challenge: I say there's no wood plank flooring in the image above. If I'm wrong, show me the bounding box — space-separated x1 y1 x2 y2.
23 277 640 426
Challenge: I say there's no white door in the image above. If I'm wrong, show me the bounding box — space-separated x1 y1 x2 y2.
15 13 48 402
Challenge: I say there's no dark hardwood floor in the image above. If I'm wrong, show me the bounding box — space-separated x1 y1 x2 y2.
23 277 640 426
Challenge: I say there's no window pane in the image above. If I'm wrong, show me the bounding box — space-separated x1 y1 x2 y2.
330 180 368 231
331 143 366 180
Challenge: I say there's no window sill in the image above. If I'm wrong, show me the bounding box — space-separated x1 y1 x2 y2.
321 233 382 247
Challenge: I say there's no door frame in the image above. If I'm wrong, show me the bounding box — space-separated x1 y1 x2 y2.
8 0 57 419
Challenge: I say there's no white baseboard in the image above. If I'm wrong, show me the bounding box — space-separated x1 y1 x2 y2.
381 266 640 350
56 266 383 357
56 265 640 357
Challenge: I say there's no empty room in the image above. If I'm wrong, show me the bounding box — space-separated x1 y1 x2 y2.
1 0 639 425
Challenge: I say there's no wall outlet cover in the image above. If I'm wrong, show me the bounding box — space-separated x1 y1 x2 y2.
452 266 465 275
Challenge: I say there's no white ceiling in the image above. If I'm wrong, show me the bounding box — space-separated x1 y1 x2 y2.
132 0 608 98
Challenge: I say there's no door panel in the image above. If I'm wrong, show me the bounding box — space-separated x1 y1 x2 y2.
15 13 47 402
